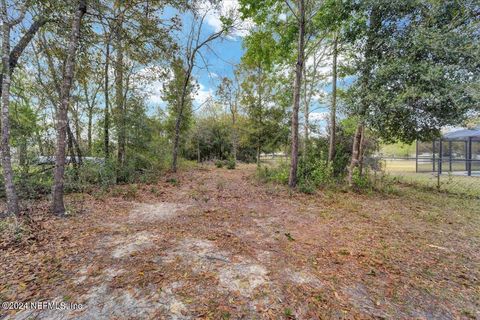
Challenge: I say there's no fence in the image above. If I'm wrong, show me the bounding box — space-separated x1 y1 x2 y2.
366 157 480 198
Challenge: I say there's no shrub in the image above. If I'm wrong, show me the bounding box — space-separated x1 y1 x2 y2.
351 167 372 191
124 184 138 200
256 162 289 184
226 158 236 170
298 156 334 189
215 160 224 168
298 180 316 194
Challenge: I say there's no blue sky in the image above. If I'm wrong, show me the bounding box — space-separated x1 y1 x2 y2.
147 2 348 133
146 4 246 109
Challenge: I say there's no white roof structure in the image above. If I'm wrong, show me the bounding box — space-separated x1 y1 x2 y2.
442 127 480 141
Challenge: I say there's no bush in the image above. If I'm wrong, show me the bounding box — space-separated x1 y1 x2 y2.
298 180 316 194
215 160 224 168
65 160 116 193
351 167 372 191
16 167 53 199
256 162 289 184
226 158 236 170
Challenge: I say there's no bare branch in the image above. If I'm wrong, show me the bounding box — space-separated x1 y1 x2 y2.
284 0 299 22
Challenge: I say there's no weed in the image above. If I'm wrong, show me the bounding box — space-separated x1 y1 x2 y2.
124 184 138 200
166 178 179 186
226 158 236 170
284 307 295 319
284 232 295 241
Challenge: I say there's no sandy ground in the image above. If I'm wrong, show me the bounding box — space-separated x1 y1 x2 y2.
1 164 479 319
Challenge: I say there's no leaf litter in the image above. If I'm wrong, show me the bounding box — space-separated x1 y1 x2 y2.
1 164 479 319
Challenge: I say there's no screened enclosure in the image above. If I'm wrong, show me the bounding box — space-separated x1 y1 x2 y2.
416 128 480 176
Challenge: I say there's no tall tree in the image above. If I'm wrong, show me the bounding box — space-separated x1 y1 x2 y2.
103 27 112 158
171 4 236 172
287 0 306 188
240 0 325 187
347 3 381 185
328 32 338 162
344 0 479 185
0 0 26 215
164 57 194 155
52 0 87 215
114 4 126 180
217 74 241 163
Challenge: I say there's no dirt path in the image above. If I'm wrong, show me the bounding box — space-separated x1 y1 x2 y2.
1 165 479 319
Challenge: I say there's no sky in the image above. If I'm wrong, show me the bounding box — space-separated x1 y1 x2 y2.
146 3 246 110
145 1 342 133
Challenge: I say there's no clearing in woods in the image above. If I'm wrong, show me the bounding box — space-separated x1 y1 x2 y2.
1 164 479 319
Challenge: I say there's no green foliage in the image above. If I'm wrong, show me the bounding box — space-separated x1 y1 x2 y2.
298 157 334 188
256 162 289 185
124 184 138 200
215 160 224 168
351 167 372 191
297 180 317 194
343 0 480 143
164 58 194 144
16 167 53 199
0 217 30 245
226 158 236 170
380 142 416 158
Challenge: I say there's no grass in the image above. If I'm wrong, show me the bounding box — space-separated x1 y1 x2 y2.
381 159 480 198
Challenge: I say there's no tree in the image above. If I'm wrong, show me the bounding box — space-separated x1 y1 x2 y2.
239 0 325 187
217 73 241 163
164 58 194 154
239 50 290 165
328 32 338 162
170 3 237 172
96 0 178 180
52 0 87 215
0 0 27 214
287 0 306 187
343 0 479 185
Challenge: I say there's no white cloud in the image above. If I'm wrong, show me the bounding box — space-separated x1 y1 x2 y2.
194 83 214 106
198 0 254 39
133 65 170 106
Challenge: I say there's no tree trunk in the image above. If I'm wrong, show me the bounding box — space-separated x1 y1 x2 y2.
328 32 338 163
73 103 81 144
87 106 92 155
231 110 237 163
358 125 366 175
115 17 125 180
0 16 48 97
104 35 111 158
0 24 19 215
172 65 192 172
52 0 87 215
303 66 309 156
197 139 200 163
347 7 380 186
348 123 363 185
70 121 83 165
256 144 261 166
67 121 78 169
172 107 182 172
288 0 305 188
